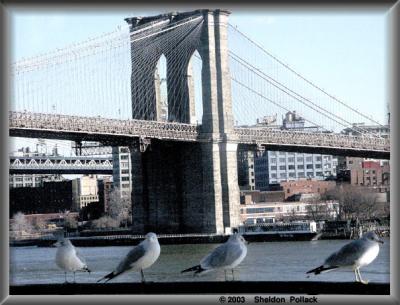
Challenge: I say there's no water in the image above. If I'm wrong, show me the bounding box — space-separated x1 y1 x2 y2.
10 238 390 285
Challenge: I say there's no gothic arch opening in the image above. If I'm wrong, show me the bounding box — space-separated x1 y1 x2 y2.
187 50 203 125
155 54 168 121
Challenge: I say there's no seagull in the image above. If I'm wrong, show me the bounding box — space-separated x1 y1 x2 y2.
55 238 91 283
181 234 248 281
97 232 161 283
306 231 384 284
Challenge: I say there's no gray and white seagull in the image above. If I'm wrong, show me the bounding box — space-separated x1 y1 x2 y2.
181 234 248 281
55 238 91 283
98 232 161 283
306 231 384 284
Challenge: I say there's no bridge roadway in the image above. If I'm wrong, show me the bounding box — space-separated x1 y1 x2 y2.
9 111 390 159
9 154 113 175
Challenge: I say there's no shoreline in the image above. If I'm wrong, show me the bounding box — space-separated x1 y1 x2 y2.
8 232 338 247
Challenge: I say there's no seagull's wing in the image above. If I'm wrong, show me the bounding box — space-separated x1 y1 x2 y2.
115 243 147 274
75 248 87 265
201 242 243 269
325 239 370 266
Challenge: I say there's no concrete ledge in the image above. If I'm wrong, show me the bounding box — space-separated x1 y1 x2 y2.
10 281 389 295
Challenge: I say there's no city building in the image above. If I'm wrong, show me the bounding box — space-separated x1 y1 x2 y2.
240 200 339 224
10 180 74 216
237 112 338 191
9 174 65 188
240 190 285 205
97 176 113 212
255 151 338 190
237 150 256 190
338 123 390 192
72 175 99 210
280 179 336 200
112 146 132 200
341 123 390 138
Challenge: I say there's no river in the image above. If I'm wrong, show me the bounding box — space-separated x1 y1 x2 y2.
10 238 390 285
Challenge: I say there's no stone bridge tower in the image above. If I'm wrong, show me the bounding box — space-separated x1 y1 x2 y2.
125 9 240 234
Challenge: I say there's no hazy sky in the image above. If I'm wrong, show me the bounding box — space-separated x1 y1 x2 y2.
9 7 388 154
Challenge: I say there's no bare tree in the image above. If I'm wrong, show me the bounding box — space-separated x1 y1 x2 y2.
323 184 384 220
11 212 33 238
63 212 78 230
91 216 120 229
108 187 132 228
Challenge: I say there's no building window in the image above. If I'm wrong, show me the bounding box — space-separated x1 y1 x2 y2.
297 157 303 162
280 173 286 178
316 172 323 176
297 165 304 169
315 156 322 161
306 164 313 169
288 165 295 170
271 173 277 178
279 158 286 163
279 165 286 170
270 158 277 164
288 157 295 163
306 157 312 162
298 172 305 177
306 172 313 177
270 166 277 170
288 172 296 177
315 164 321 169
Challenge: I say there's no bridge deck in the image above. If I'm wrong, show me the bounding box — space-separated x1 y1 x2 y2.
9 111 390 159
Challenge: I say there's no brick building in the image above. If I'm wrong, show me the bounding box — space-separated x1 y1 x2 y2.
280 179 336 200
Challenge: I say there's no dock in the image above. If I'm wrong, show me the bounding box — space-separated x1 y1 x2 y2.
10 281 389 295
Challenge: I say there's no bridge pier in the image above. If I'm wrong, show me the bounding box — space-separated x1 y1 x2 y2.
127 9 240 235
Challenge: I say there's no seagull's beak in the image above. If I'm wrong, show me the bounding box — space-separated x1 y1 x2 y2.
53 242 60 247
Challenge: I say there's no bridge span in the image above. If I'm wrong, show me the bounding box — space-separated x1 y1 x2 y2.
9 111 390 159
9 154 113 175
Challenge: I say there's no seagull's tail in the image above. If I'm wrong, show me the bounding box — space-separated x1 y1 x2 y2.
97 271 122 283
306 265 339 275
181 265 205 274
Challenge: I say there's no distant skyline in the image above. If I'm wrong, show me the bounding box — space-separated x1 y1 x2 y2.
9 8 388 154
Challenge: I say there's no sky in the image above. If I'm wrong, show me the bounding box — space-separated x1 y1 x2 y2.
8 7 388 155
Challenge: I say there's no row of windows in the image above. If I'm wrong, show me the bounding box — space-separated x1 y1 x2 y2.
270 172 326 179
269 156 327 164
269 164 329 171
244 207 275 213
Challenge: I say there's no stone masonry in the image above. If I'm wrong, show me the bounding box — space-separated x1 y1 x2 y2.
126 9 240 234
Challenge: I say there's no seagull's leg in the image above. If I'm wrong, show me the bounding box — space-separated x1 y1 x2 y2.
354 268 360 282
140 269 146 283
357 268 369 284
73 272 76 283
64 272 68 283
231 269 235 281
224 270 227 281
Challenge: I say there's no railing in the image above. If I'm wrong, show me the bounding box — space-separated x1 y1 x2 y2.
9 111 199 142
10 111 390 153
235 127 390 151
